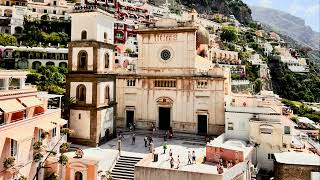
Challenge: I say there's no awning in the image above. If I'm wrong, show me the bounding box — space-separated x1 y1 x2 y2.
36 121 56 132
0 99 25 113
18 96 42 107
51 118 67 126
7 133 32 141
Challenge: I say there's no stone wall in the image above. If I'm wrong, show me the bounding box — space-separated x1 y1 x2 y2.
274 162 320 180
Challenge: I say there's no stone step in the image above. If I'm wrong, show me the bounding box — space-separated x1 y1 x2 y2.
118 159 141 163
120 156 143 160
115 162 137 167
114 164 135 170
112 169 134 174
111 173 134 180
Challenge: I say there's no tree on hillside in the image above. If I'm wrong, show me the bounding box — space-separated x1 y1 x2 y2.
26 66 67 95
0 32 17 46
220 26 238 43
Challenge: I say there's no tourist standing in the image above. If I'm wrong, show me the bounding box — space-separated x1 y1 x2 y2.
133 122 136 131
192 150 196 164
169 149 173 160
152 124 156 136
176 155 180 169
187 151 192 165
163 142 167 154
150 141 154 153
132 133 136 145
144 136 148 147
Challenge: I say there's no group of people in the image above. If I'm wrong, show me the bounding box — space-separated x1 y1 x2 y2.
167 149 196 169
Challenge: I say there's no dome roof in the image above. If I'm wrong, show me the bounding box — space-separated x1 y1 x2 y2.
196 25 209 47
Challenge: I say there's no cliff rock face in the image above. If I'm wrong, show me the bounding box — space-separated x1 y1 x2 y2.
251 6 320 50
149 0 253 24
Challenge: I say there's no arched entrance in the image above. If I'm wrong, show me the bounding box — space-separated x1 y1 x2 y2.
156 97 173 130
74 171 83 180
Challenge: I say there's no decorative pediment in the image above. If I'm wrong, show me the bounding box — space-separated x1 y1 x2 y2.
156 97 173 106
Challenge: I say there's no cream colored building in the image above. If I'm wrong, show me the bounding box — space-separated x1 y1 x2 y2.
66 8 117 147
115 18 226 135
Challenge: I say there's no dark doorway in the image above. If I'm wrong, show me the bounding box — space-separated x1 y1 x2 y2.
198 115 207 135
159 107 170 130
126 110 134 128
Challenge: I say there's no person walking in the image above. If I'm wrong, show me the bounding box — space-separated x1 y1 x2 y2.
170 156 174 168
187 151 192 165
152 124 156 136
176 155 180 169
163 142 167 154
131 133 136 145
150 141 154 153
192 150 196 164
144 136 148 147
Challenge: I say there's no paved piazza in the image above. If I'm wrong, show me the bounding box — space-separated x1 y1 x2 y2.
72 132 209 168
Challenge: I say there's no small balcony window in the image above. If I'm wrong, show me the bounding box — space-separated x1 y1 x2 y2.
10 139 17 157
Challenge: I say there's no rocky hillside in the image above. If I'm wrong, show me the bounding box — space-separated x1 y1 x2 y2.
251 6 320 50
149 0 253 24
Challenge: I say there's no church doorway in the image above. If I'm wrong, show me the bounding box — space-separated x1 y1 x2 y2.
126 110 134 128
197 115 208 135
159 107 171 130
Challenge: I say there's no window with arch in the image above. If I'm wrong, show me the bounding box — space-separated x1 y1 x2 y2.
76 84 86 103
105 86 110 102
81 30 87 40
74 171 83 180
105 53 109 68
78 51 87 70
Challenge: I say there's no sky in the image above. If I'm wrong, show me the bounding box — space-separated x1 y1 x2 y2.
243 0 320 32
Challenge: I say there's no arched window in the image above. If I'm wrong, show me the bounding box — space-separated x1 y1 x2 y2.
76 84 86 103
105 53 109 68
81 30 87 40
105 86 110 101
74 171 83 180
104 32 108 41
78 51 87 70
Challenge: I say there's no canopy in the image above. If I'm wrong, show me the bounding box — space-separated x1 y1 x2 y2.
36 121 56 132
18 96 42 107
51 118 67 126
0 99 25 113
7 132 32 141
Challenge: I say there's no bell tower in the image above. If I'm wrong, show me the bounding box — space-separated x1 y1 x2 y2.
66 7 117 147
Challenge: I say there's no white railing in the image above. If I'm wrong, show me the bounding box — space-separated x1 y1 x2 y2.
222 161 248 180
308 138 320 154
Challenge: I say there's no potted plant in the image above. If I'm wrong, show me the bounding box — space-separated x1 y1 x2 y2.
60 128 73 136
45 172 58 180
58 154 68 166
59 142 70 153
18 176 27 180
41 131 50 139
33 153 44 162
3 157 15 169
33 141 43 151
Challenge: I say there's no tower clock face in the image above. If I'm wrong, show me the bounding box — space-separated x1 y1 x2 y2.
160 49 171 61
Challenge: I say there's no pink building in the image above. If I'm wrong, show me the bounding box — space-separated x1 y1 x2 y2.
0 70 67 180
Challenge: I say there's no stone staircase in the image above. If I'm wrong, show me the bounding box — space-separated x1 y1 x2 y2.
111 155 142 180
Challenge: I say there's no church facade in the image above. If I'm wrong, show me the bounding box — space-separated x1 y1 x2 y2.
67 9 226 147
116 18 226 135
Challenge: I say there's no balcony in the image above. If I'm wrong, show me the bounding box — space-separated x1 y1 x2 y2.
0 84 37 97
0 108 61 130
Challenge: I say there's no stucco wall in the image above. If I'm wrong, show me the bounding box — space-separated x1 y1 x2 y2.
70 109 91 139
134 166 221 180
